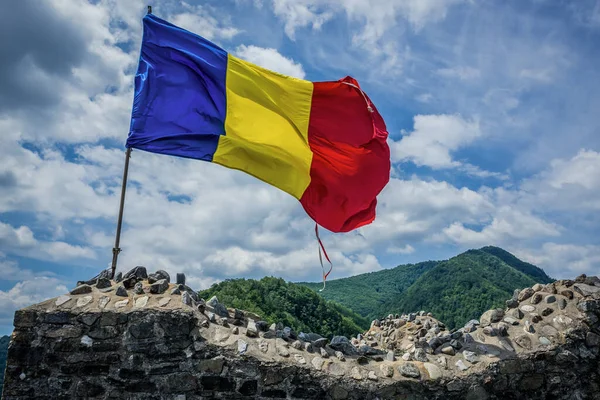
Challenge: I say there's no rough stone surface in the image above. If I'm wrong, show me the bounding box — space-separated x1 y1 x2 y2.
70 285 92 295
148 270 170 284
3 274 600 399
149 279 169 294
398 363 420 378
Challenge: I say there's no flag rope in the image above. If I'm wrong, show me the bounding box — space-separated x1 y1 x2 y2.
315 223 333 291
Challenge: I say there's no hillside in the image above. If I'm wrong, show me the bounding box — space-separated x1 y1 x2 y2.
479 246 553 283
197 277 369 337
299 261 438 319
0 335 9 388
301 246 553 330
382 249 551 328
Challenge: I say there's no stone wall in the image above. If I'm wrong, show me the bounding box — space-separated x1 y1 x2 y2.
2 273 600 399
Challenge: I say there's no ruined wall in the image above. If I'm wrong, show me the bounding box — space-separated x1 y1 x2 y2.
2 272 600 399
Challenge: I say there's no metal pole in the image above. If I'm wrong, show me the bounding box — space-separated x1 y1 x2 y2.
111 147 132 279
148 5 152 14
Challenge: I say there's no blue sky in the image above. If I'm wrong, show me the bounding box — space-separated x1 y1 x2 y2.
0 0 599 335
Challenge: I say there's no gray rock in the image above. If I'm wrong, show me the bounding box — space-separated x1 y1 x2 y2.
463 351 478 363
291 340 302 350
282 327 297 340
148 270 170 284
277 346 290 357
96 278 111 289
238 339 248 354
539 337 552 346
134 282 144 294
213 302 229 318
506 299 519 308
482 326 497 336
541 307 554 317
558 298 568 310
574 283 600 297
181 291 193 306
540 324 559 339
463 319 479 332
330 336 358 355
115 286 128 297
524 320 536 333
207 296 219 307
149 279 168 294
503 317 519 326
515 335 532 349
207 312 216 323
55 295 71 306
455 359 469 371
413 348 428 362
545 295 556 303
313 338 328 348
70 285 92 295
586 332 600 347
335 351 345 361
530 313 543 323
123 266 147 280
518 287 535 301
317 347 328 358
359 345 381 356
532 283 544 292
170 287 181 295
497 322 510 336
398 363 420 379
531 293 543 305
428 337 443 350
520 305 536 313
441 346 455 356
299 332 322 342
303 342 313 352
233 309 244 320
311 356 325 370
246 321 258 337
480 309 504 326
386 351 395 361
114 272 123 282
499 339 515 352
561 289 574 299
255 321 269 332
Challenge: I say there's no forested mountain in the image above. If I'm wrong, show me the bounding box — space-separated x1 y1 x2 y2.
301 246 553 329
299 261 438 318
198 277 370 337
198 247 551 335
0 335 9 389
381 249 552 328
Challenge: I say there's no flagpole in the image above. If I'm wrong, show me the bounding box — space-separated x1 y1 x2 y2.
111 147 132 279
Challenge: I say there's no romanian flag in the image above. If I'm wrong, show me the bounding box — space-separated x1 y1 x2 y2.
127 14 390 233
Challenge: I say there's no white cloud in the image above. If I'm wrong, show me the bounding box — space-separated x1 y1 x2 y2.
235 45 306 78
170 2 240 41
391 114 482 168
387 244 415 254
437 66 481 80
0 222 95 262
437 207 561 247
0 277 68 332
269 0 467 41
514 243 600 279
545 149 600 190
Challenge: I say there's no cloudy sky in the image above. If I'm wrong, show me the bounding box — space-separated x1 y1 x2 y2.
1 0 599 335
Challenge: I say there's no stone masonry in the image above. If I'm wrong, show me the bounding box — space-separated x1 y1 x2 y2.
2 268 600 399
